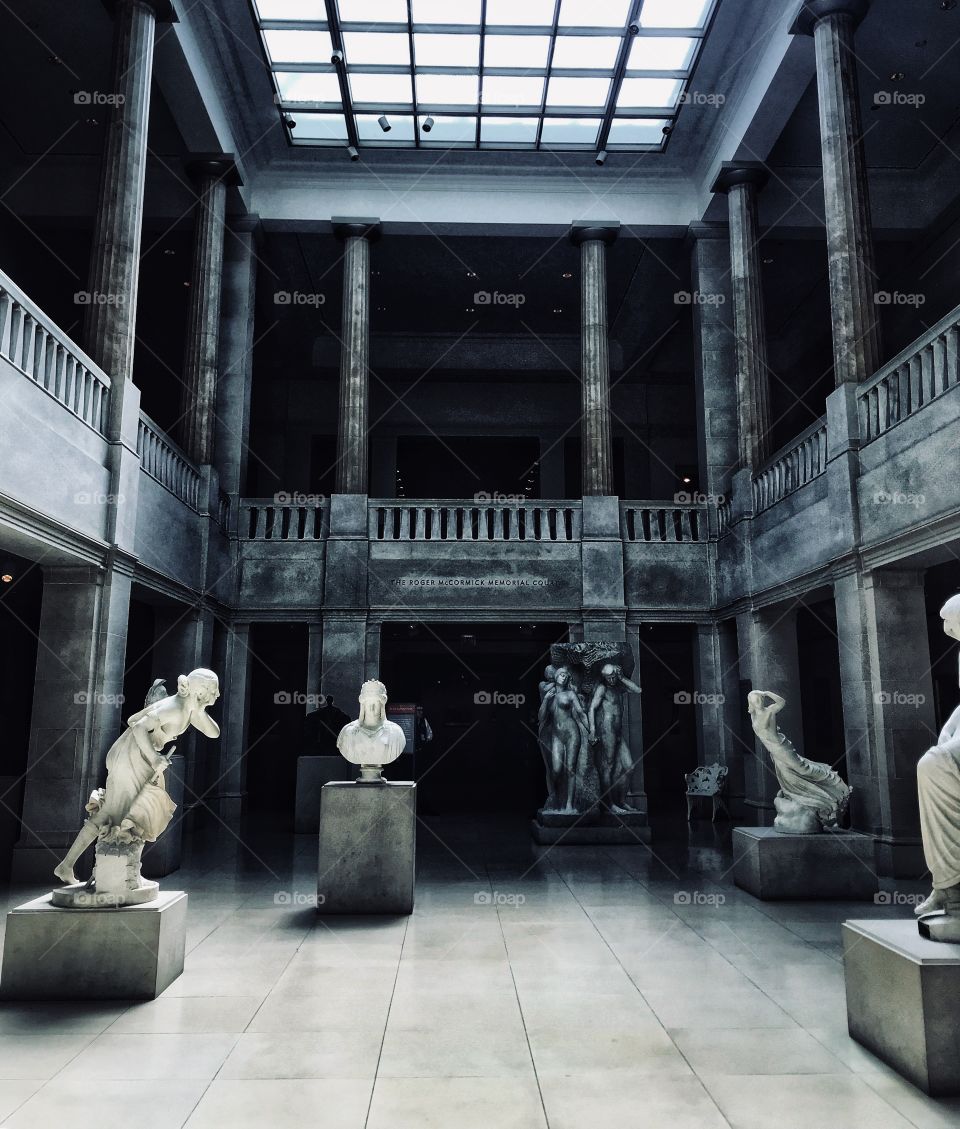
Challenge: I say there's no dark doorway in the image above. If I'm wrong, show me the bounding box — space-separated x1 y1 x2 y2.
635 623 697 816
380 621 566 813
395 437 541 500
797 602 847 779
246 623 309 823
122 599 156 714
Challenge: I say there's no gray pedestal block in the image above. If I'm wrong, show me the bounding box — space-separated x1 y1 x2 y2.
295 755 353 833
532 811 651 844
317 781 415 914
142 755 185 878
0 891 188 1000
843 919 960 1095
733 826 878 899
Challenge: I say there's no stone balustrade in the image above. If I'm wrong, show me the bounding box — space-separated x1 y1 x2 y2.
620 501 708 543
0 271 111 435
752 417 828 513
368 500 582 542
240 497 329 540
137 413 202 510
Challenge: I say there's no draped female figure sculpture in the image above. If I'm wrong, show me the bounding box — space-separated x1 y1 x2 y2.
53 669 220 906
747 690 851 834
588 663 642 812
538 665 591 812
915 594 960 941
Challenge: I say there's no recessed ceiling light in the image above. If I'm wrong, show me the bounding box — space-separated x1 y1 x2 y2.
467 271 477 278
553 307 563 313
562 272 573 279
1 574 12 583
890 71 905 81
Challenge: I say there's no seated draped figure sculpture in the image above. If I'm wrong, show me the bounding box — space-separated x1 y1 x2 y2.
747 689 851 834
53 669 220 907
915 594 960 941
336 679 407 781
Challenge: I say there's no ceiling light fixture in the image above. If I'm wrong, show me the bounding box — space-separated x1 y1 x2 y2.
347 145 360 161
421 115 435 133
378 114 391 132
595 149 607 165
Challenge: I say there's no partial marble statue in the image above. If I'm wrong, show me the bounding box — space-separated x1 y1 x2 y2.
588 663 642 812
915 594 960 942
52 669 220 907
538 664 591 811
747 690 851 834
337 679 407 781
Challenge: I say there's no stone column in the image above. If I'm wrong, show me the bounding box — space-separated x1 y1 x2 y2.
179 156 240 467
792 0 881 385
570 221 619 497
333 217 380 495
693 621 747 816
214 622 252 820
12 565 133 881
84 0 174 435
736 605 804 823
833 569 935 875
711 165 772 469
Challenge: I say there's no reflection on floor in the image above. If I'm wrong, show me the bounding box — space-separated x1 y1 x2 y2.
0 814 957 1129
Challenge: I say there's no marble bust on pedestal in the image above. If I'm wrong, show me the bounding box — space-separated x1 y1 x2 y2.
337 679 407 781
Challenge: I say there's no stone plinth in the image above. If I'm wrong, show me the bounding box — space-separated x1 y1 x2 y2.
843 919 960 1095
317 781 415 914
0 891 187 1000
295 755 353 833
733 826 877 899
532 810 651 845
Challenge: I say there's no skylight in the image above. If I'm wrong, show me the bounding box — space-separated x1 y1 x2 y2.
253 0 719 153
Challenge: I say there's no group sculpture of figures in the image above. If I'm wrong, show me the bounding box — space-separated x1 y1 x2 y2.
747 689 852 835
538 642 641 815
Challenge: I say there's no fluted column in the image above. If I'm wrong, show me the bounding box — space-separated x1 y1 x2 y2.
84 0 174 437
711 164 772 469
180 156 240 466
792 0 880 385
571 222 618 496
333 217 380 494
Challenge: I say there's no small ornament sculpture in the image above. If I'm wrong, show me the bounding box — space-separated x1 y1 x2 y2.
747 690 851 834
916 594 960 942
52 669 220 907
336 679 407 781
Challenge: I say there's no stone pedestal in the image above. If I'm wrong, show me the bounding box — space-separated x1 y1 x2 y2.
842 919 960 1095
0 891 187 1000
317 781 415 914
295 755 353 833
733 826 878 899
532 810 651 845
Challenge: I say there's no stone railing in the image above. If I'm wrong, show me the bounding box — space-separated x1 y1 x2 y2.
137 413 202 510
858 305 960 444
0 271 111 435
240 497 329 540
717 497 732 535
752 417 828 513
620 501 708 543
369 500 582 542
217 490 231 529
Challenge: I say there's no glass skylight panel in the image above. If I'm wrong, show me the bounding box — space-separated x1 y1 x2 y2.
482 76 544 106
416 73 479 105
483 34 551 69
356 114 416 141
264 29 334 64
419 115 477 143
540 117 601 145
342 32 409 66
349 72 414 104
337 0 407 23
276 71 343 103
607 117 668 145
255 0 325 20
546 76 611 108
414 33 480 67
289 113 349 140
485 0 555 26
617 77 682 108
558 0 631 28
639 0 712 29
626 36 696 72
412 0 481 23
480 116 539 144
551 35 621 70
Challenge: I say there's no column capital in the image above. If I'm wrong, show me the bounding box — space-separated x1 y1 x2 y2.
570 220 620 247
332 216 381 241
103 0 178 21
711 162 770 195
185 154 243 187
686 220 729 246
790 0 870 37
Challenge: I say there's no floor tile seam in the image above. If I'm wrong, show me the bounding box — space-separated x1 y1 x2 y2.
363 915 411 1129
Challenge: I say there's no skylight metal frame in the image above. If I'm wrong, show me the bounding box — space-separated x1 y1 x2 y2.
254 0 720 152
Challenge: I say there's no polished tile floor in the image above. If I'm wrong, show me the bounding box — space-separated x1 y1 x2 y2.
0 814 957 1129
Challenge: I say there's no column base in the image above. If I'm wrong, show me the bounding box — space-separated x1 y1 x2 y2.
532 810 651 845
0 891 187 1000
733 826 878 899
843 919 960 1095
